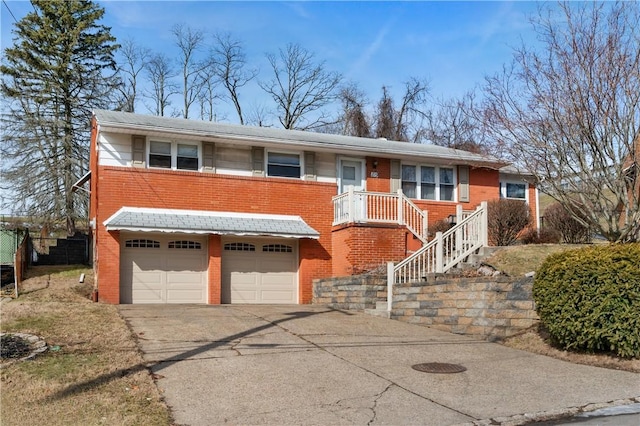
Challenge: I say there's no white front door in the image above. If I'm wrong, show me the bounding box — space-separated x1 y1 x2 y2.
339 159 365 193
338 159 366 221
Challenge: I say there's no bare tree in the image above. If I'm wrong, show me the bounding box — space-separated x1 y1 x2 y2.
172 24 206 119
338 83 370 137
245 102 272 127
374 86 397 139
259 43 342 130
482 1 640 242
211 33 257 125
196 63 221 121
425 91 492 154
115 39 150 112
372 79 430 142
144 53 179 116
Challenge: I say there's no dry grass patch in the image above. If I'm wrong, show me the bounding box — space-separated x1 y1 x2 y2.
502 326 640 373
1 266 172 426
484 244 587 277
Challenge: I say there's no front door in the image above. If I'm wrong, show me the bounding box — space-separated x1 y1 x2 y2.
339 159 365 193
339 159 366 221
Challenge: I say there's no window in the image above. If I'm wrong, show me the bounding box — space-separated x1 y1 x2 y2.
440 168 455 201
177 144 198 170
149 141 171 168
420 167 436 200
267 152 300 178
501 181 527 200
401 164 456 201
148 140 199 171
401 165 417 198
169 240 202 249
262 244 293 253
125 239 160 248
224 243 255 251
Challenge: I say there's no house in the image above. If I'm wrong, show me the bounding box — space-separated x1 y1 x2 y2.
88 110 538 305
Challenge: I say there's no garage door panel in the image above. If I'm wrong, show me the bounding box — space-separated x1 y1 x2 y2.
166 288 206 303
223 238 298 304
131 287 164 304
121 234 207 304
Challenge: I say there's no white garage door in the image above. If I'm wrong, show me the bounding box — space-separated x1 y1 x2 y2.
120 234 207 304
221 238 298 304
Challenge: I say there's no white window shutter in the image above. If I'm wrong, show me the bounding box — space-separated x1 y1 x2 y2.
252 147 265 176
304 151 316 181
131 135 146 167
390 159 401 192
202 142 216 172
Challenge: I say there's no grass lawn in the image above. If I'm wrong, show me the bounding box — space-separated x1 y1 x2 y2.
0 266 172 426
483 243 588 277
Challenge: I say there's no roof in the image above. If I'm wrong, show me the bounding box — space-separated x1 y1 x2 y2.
93 109 506 169
103 207 320 239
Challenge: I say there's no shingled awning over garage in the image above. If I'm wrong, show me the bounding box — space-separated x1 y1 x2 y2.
104 207 320 239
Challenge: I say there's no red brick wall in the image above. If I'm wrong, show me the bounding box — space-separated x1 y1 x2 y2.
208 234 221 304
365 157 391 192
331 224 407 276
94 166 336 304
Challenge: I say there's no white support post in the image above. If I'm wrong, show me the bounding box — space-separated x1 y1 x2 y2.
396 189 403 225
480 201 489 247
387 261 394 313
435 232 444 273
348 186 355 223
422 209 429 242
456 204 463 256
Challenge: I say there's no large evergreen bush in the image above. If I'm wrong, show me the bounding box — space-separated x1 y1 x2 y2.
532 244 640 358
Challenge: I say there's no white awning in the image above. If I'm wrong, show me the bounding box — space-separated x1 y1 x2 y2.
103 207 320 239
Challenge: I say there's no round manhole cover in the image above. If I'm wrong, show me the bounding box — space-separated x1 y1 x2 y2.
412 362 467 374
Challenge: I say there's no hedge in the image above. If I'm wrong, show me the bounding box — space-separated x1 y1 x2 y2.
532 243 640 358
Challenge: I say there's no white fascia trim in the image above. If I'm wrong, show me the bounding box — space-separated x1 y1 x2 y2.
108 227 317 239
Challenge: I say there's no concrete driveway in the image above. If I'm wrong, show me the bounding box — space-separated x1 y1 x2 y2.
119 305 640 426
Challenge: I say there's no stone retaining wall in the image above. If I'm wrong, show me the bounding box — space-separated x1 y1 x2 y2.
392 275 538 340
313 275 386 310
313 274 539 340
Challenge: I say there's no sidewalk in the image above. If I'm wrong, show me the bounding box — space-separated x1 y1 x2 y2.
120 304 640 425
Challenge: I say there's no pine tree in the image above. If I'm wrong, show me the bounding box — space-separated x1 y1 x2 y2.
1 0 119 235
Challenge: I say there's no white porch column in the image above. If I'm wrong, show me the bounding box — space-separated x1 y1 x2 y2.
397 189 404 225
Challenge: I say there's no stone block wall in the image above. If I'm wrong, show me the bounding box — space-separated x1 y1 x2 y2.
392 275 538 340
313 275 386 310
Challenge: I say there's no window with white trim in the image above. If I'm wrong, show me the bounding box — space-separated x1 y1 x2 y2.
267 152 301 178
149 140 200 171
401 165 456 201
500 181 528 201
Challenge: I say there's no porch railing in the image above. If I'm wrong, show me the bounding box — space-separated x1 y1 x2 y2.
332 188 428 243
386 201 488 312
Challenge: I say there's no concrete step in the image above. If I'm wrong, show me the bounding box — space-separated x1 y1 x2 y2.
364 308 390 319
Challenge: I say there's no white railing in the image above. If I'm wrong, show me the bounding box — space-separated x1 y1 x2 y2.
386 201 488 312
332 188 428 242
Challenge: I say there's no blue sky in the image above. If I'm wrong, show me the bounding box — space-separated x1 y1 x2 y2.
1 1 542 124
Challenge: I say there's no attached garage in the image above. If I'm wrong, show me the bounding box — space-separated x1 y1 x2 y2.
120 233 208 304
105 207 319 305
221 238 298 304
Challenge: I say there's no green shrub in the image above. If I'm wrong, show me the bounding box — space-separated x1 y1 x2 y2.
532 243 640 358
